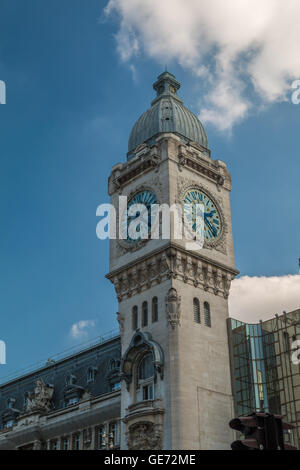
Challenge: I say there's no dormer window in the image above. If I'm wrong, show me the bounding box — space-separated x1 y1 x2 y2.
65 397 79 407
7 398 15 409
64 374 84 407
65 374 76 386
111 381 121 392
87 367 97 383
4 419 15 429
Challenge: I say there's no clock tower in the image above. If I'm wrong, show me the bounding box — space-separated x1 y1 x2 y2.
107 72 239 450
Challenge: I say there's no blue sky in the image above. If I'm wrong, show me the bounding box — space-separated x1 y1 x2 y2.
0 0 299 379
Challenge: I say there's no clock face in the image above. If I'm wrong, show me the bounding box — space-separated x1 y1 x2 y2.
183 189 221 241
122 190 158 243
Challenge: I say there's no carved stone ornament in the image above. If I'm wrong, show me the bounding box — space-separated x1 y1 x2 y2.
116 311 125 334
107 246 238 302
127 421 162 450
176 143 231 192
108 144 162 196
166 287 181 328
25 380 54 414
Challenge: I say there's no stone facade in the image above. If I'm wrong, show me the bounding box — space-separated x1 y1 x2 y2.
0 71 241 450
0 336 121 450
107 72 239 450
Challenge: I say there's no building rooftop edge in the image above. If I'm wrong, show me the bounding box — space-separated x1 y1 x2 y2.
0 329 120 389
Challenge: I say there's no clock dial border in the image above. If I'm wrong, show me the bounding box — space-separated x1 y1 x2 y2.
177 180 227 251
182 188 222 242
117 186 160 252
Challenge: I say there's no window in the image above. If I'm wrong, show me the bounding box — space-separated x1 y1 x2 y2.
193 298 200 324
152 297 158 323
204 302 211 327
142 301 148 327
72 433 81 450
61 437 70 450
109 422 120 449
4 419 15 429
137 353 154 402
132 306 138 330
111 381 121 392
95 425 106 450
138 353 154 380
50 440 58 450
142 383 154 400
87 367 96 383
65 374 76 386
65 397 79 407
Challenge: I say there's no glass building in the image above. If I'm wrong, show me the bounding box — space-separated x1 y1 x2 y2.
228 309 300 449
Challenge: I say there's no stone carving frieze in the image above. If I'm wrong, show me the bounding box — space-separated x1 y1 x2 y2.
107 247 236 302
127 421 162 450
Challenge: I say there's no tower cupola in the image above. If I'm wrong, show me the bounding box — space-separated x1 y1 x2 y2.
128 71 209 157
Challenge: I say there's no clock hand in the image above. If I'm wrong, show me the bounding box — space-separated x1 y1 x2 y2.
204 210 216 219
205 219 217 237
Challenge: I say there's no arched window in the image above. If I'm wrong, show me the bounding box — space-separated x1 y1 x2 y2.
132 306 138 330
152 297 158 323
193 298 200 324
204 302 211 327
137 353 154 401
142 301 148 327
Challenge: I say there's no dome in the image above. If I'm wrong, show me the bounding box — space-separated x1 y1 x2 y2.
128 72 209 156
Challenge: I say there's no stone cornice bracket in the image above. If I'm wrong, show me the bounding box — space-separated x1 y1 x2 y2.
108 145 161 195
107 245 239 301
177 143 228 190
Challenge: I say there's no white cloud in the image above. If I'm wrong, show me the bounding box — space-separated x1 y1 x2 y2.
229 275 300 323
104 0 300 130
69 320 96 340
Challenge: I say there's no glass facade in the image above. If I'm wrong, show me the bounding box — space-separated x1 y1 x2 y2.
228 309 300 449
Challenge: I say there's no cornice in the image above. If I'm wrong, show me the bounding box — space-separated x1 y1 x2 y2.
106 242 239 302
